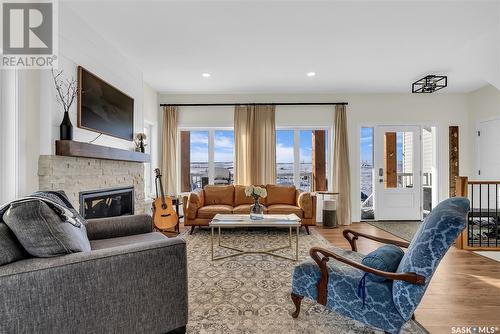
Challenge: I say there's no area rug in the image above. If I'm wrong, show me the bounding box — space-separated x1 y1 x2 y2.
183 227 427 333
366 221 422 242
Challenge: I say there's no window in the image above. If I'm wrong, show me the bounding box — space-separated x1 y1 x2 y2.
276 130 295 186
276 128 328 191
214 130 234 185
180 129 234 192
360 127 374 220
189 131 209 190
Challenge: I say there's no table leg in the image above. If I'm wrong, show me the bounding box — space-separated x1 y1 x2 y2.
295 226 299 261
218 227 221 246
211 226 214 261
289 226 292 246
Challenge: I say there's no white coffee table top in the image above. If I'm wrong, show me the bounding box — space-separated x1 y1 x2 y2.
210 214 301 228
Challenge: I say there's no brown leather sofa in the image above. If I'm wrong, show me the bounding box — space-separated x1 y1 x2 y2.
183 184 316 234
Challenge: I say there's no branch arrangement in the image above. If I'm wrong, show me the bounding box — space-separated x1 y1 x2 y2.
51 68 78 113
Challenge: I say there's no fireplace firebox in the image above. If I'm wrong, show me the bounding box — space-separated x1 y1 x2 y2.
79 187 134 219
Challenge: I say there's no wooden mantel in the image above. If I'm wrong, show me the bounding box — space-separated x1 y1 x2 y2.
55 140 150 163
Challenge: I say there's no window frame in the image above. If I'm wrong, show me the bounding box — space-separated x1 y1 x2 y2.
177 127 235 193
276 126 332 191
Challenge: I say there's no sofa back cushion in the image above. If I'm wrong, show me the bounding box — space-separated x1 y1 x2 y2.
0 222 26 266
3 191 91 258
204 185 234 206
266 184 296 206
234 185 255 206
393 197 469 320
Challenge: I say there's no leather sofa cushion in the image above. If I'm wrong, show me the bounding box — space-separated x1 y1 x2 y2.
267 204 303 218
266 184 296 206
197 205 233 219
204 185 234 206
234 185 255 206
234 185 267 206
232 204 268 214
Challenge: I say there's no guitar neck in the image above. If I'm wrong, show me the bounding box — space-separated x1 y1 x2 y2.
157 174 167 206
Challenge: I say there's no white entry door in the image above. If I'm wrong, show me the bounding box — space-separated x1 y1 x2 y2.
374 126 422 220
478 118 500 180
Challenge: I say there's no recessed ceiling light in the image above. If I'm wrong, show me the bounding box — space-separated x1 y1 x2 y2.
307 72 316 77
202 72 211 78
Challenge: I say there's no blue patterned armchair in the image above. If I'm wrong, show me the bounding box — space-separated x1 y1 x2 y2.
291 197 470 334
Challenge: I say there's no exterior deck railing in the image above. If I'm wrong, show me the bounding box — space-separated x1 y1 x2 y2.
455 176 500 250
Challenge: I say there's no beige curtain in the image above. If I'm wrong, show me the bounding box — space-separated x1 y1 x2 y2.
234 105 276 185
333 105 352 225
161 106 178 195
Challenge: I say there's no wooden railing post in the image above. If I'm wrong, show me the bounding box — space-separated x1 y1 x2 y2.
454 176 468 249
455 176 468 197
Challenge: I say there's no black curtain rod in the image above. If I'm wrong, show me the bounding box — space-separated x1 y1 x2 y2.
159 102 348 107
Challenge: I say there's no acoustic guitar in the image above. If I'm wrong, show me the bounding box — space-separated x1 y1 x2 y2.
152 168 178 231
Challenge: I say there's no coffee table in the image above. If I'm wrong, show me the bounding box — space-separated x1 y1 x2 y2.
209 214 301 261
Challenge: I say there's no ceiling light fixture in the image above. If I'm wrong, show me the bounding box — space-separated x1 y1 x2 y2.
202 73 211 78
412 75 447 93
307 72 316 77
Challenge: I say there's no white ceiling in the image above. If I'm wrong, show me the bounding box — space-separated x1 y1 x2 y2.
63 1 500 93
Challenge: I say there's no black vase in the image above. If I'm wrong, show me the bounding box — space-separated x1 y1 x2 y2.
60 111 73 140
139 140 145 153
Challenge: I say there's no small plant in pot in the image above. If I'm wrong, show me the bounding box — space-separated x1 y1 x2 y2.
51 68 77 141
245 185 267 220
134 133 147 153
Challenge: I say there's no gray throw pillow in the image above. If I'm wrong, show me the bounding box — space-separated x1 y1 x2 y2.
3 192 91 258
0 222 26 265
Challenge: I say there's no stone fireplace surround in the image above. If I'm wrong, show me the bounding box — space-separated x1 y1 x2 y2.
38 155 146 215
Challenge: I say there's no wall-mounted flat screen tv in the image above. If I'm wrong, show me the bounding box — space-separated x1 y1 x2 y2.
78 66 134 141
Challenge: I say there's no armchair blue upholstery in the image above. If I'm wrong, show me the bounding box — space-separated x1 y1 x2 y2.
291 197 470 334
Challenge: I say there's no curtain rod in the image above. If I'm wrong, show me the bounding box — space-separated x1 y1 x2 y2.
159 102 348 107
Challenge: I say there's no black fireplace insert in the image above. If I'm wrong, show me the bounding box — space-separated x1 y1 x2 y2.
79 187 134 219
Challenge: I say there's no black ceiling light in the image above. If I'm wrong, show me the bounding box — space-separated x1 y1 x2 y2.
412 75 447 93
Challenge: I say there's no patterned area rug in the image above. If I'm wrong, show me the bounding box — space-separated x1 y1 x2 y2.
366 221 422 242
183 227 427 333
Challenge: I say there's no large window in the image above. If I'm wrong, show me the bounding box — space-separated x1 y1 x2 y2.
180 129 234 191
189 131 209 190
276 128 328 191
276 130 295 186
360 127 374 220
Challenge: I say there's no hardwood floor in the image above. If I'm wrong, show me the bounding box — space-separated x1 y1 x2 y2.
168 221 500 334
314 223 500 334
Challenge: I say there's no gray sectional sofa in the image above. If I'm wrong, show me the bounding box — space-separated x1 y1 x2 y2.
0 214 188 334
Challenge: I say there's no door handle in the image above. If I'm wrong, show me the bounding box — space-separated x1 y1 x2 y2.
379 168 384 183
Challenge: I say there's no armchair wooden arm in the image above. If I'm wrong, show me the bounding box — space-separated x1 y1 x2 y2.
342 229 410 252
309 247 425 305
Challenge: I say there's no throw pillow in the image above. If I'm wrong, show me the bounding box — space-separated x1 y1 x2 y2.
3 191 91 258
361 244 404 282
0 222 26 266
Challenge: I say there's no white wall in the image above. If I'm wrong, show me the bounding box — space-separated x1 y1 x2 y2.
0 70 19 203
143 82 160 198
3 3 161 197
39 3 145 155
160 92 471 221
467 85 500 178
